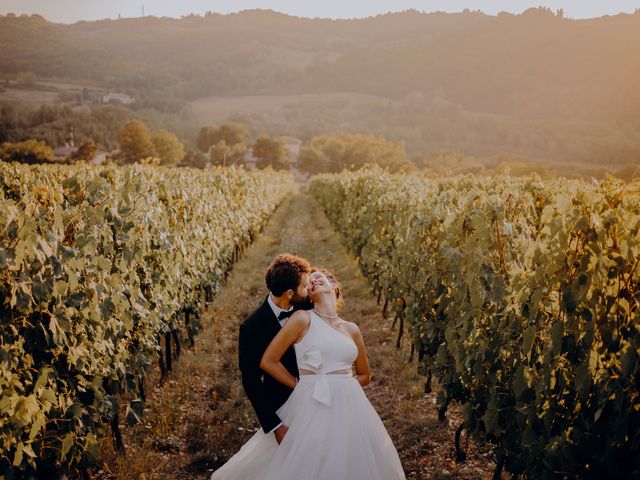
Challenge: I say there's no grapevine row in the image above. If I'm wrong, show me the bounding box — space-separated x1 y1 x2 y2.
310 168 639 479
0 162 295 477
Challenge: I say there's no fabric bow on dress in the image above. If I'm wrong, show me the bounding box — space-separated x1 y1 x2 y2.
301 346 332 407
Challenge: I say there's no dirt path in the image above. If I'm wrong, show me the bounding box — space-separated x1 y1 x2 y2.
99 191 499 479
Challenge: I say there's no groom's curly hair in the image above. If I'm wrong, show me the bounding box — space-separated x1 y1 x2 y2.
266 253 311 296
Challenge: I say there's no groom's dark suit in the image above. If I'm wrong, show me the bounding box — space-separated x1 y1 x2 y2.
239 295 299 433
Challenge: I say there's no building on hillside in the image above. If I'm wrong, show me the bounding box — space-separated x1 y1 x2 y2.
92 151 109 165
53 145 78 162
102 92 135 105
243 149 257 168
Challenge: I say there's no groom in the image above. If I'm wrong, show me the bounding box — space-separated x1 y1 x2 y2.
238 253 312 444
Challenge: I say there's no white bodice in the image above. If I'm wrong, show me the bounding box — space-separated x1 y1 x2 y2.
294 310 358 374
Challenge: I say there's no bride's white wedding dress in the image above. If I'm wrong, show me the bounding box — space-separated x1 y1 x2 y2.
211 310 406 480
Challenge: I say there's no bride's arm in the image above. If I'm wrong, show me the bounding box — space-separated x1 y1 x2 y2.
349 323 372 387
260 311 309 389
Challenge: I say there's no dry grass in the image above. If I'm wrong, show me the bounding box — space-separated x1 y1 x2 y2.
94 191 501 480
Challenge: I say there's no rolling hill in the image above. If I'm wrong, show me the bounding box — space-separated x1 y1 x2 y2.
1 8 639 164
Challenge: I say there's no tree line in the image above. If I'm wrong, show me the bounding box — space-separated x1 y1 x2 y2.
195 122 293 169
2 114 637 180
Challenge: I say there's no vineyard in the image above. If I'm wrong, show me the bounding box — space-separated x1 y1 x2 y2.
0 162 295 478
309 168 640 479
1 160 638 479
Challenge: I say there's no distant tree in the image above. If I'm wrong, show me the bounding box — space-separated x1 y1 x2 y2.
197 121 249 153
208 140 247 166
412 149 483 175
298 145 330 174
197 126 215 152
614 164 640 182
0 139 55 164
523 7 555 17
253 134 292 169
72 139 99 162
298 133 411 173
117 119 156 163
181 149 208 168
229 142 249 165
152 129 185 165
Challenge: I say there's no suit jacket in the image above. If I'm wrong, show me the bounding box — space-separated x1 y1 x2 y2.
238 295 299 433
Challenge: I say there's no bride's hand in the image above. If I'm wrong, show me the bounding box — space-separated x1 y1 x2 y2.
274 424 289 444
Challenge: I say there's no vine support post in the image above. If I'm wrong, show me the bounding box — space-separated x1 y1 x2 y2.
158 334 167 382
395 314 404 349
164 331 172 373
111 408 125 454
424 368 432 394
438 395 450 423
171 328 181 360
493 450 505 480
382 297 389 318
138 376 146 403
455 422 467 463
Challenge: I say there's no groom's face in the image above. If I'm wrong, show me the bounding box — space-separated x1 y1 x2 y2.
290 272 311 307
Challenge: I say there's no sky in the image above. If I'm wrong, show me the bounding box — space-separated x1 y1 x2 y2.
0 0 638 23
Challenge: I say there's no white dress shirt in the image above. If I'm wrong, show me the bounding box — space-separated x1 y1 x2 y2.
267 292 293 327
265 292 294 433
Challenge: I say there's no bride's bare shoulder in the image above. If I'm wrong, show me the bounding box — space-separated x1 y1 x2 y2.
288 309 311 326
342 320 362 336
288 310 312 343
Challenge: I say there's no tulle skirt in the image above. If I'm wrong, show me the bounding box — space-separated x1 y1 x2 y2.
211 374 406 480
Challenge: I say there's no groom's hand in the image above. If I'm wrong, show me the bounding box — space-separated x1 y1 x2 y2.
274 424 289 444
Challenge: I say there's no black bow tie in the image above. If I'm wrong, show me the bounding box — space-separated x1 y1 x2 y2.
278 309 294 320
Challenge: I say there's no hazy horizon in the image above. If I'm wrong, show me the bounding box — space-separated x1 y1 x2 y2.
0 0 639 24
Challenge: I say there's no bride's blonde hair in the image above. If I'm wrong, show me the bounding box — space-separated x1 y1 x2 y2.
310 267 344 312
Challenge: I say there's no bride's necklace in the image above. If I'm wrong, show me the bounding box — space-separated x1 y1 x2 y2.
313 308 339 320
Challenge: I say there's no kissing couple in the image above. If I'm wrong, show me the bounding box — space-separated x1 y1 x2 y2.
211 253 406 480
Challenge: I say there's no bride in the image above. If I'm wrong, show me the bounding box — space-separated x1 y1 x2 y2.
211 267 406 480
